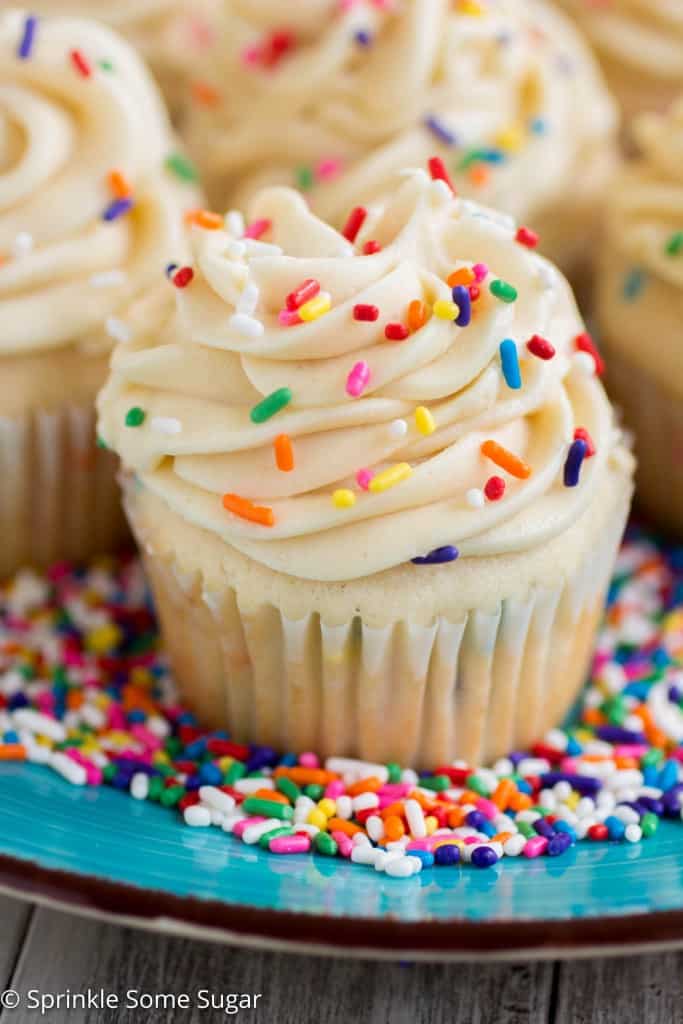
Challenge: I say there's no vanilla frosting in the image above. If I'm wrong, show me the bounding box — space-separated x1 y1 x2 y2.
185 0 617 261
558 0 683 117
0 9 197 357
99 170 621 582
598 98 683 397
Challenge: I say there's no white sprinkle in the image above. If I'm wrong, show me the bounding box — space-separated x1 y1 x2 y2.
130 773 150 800
388 418 408 439
105 317 131 344
237 281 260 315
151 416 182 436
352 792 379 813
227 240 247 259
404 798 426 839
199 786 235 815
572 351 597 376
229 313 264 338
366 815 385 842
350 844 381 866
625 823 642 843
13 708 66 742
12 232 34 257
503 834 526 857
234 776 274 794
226 210 245 237
431 178 453 203
50 752 87 786
184 805 212 827
466 488 485 508
334 795 352 820
241 818 283 845
535 265 555 291
326 757 389 783
90 270 126 288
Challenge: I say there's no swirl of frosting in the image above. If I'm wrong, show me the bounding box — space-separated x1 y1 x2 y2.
598 98 683 395
185 0 616 262
0 7 198 356
98 168 621 582
558 0 683 115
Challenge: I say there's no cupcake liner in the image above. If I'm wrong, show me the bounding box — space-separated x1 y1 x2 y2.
0 403 128 579
133 480 631 769
605 346 683 537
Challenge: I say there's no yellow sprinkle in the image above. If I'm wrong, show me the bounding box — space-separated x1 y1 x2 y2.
433 299 460 320
85 623 122 654
415 406 436 436
317 798 336 818
130 667 153 688
218 756 235 772
425 815 438 835
307 808 328 830
495 124 524 153
565 792 580 811
433 837 465 850
369 463 412 493
332 488 356 508
456 0 485 13
299 292 331 322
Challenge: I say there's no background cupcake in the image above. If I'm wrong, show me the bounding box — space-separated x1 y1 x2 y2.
182 0 618 276
557 0 683 124
0 9 198 576
98 166 634 768
597 98 683 536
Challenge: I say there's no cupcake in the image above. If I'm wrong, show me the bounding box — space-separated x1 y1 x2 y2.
557 0 683 124
98 166 634 768
26 1 221 118
0 9 198 576
182 0 618 276
597 99 683 536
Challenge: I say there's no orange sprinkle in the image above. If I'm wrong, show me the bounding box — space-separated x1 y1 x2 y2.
326 817 363 836
582 707 606 727
492 831 514 843
481 440 532 480
456 789 481 806
447 267 475 288
346 776 383 797
615 756 639 770
407 789 437 811
384 815 405 841
222 494 275 527
107 169 132 199
252 788 289 804
447 806 466 828
468 164 490 188
273 767 338 786
407 299 428 332
0 744 26 761
274 434 294 472
185 208 224 230
492 778 516 809
508 791 532 812
191 80 221 107
66 690 85 711
379 800 406 820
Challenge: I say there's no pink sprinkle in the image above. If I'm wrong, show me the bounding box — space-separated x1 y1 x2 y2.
316 157 343 181
331 830 354 857
378 783 412 799
356 468 374 491
472 263 488 283
36 692 55 713
270 834 311 854
405 839 432 851
475 797 498 821
130 724 162 751
241 44 262 65
233 816 266 839
346 361 370 397
278 309 302 327
523 836 548 858
613 744 649 758
324 780 345 799
244 218 271 240
65 749 102 786
299 751 319 769
463 836 480 845
106 705 126 730
560 757 580 773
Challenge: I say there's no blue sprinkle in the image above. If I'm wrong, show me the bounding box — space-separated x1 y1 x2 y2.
412 545 459 565
471 846 498 868
17 14 37 59
165 263 179 279
198 762 222 785
405 849 435 867
434 844 460 866
554 821 576 843
424 114 458 147
604 815 626 841
529 117 547 135
102 197 135 222
354 29 372 47
623 267 646 301
3 730 19 744
659 760 678 791
547 832 572 856
563 438 588 487
452 285 471 327
499 339 522 389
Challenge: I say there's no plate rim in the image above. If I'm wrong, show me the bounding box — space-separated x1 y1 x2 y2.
2 852 683 962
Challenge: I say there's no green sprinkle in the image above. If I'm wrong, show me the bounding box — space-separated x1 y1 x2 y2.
465 773 490 796
303 783 324 801
489 279 518 303
665 230 683 257
224 761 246 785
160 784 185 808
258 825 294 849
641 748 663 768
125 406 146 428
148 776 165 801
276 776 301 802
250 387 292 424
165 152 199 184
103 763 117 784
314 831 338 856
98 59 114 72
242 796 294 820
640 812 658 838
418 774 450 792
96 435 108 449
517 820 536 839
386 762 402 784
296 166 314 191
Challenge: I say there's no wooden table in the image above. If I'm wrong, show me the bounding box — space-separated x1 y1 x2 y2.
0 896 681 1022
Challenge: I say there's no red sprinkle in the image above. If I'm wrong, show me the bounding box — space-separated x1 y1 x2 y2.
172 266 194 289
588 824 609 841
384 323 410 341
70 49 92 77
244 218 272 240
286 278 320 311
342 206 368 244
575 332 605 376
468 284 480 302
526 334 556 360
484 476 506 501
362 240 382 255
574 427 596 458
353 304 380 322
428 156 455 194
262 30 295 68
515 226 539 248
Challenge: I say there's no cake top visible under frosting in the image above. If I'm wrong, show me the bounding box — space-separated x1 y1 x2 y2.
98 163 622 582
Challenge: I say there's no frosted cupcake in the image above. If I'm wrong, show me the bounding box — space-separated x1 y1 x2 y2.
27 1 221 118
597 99 683 535
183 0 618 275
557 0 683 124
0 10 198 575
98 166 634 768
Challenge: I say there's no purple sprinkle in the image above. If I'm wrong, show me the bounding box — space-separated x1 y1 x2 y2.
412 545 459 565
595 725 646 745
452 285 471 327
354 29 372 47
668 684 681 703
17 14 37 59
539 773 601 796
547 832 572 856
102 197 135 222
533 818 555 839
471 846 498 868
564 438 588 487
424 115 458 148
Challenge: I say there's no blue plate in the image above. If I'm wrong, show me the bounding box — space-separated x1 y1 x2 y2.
1 761 682 959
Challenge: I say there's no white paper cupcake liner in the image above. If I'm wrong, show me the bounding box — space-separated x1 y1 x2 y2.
0 403 128 579
131 476 632 769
